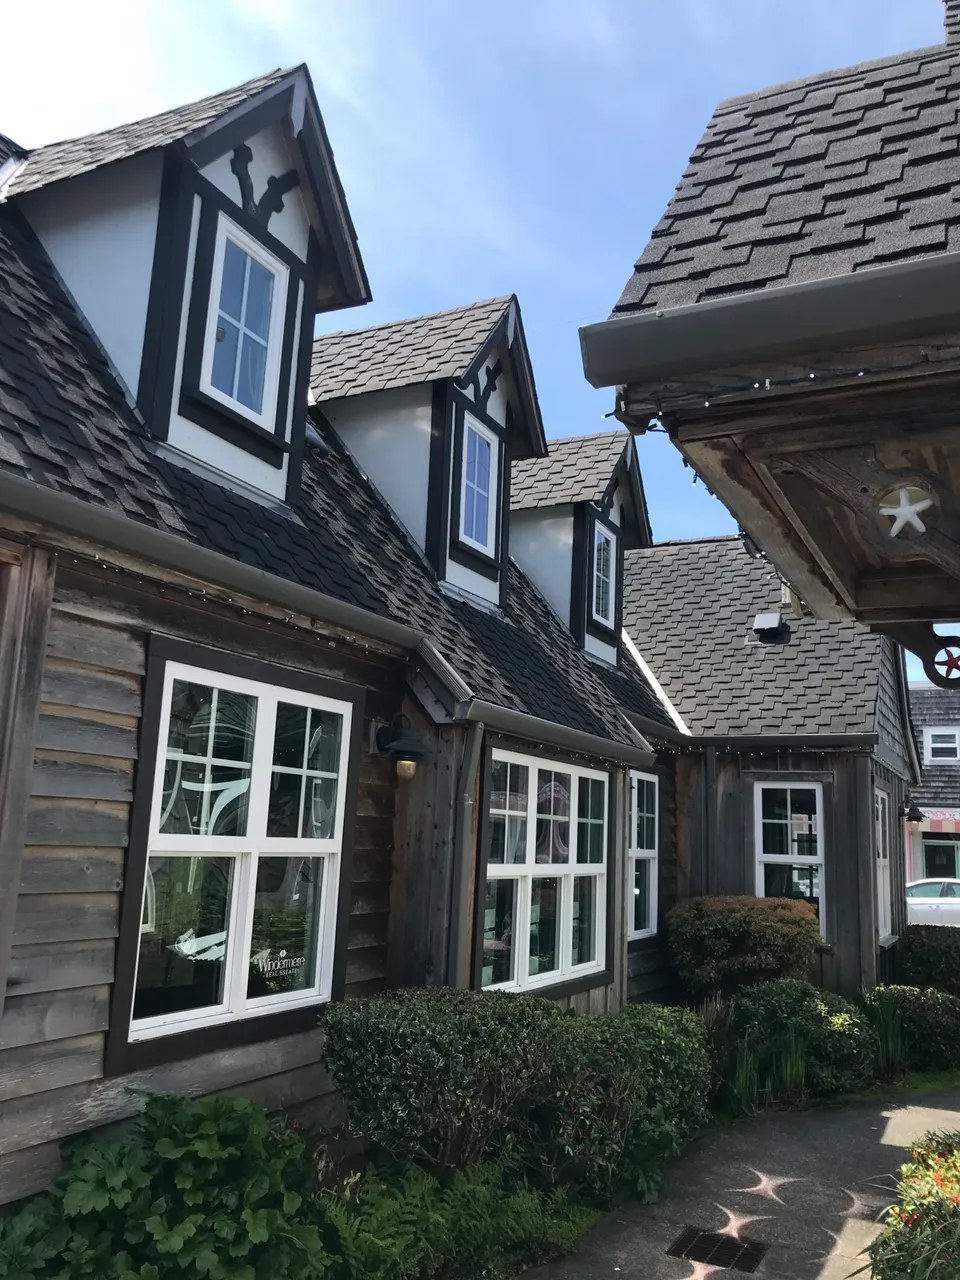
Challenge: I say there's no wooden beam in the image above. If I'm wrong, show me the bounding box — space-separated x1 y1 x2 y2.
0 549 56 1025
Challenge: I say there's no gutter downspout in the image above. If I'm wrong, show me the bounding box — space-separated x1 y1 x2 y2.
447 720 484 988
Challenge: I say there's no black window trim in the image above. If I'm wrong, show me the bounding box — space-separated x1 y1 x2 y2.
447 390 510 585
571 504 623 652
105 633 365 1077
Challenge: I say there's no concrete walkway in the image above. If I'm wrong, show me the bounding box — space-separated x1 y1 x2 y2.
533 1089 960 1280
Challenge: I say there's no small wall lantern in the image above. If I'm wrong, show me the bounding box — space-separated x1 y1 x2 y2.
374 714 425 780
902 798 925 826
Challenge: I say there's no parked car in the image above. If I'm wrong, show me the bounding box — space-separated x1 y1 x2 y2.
907 880 960 927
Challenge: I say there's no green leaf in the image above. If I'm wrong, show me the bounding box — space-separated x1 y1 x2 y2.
282 1190 302 1216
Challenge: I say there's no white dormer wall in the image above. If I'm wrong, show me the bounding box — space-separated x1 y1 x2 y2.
20 152 163 401
511 505 575 623
322 385 434 550
19 120 315 501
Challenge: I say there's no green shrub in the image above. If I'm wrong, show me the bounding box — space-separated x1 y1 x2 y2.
323 990 710 1204
900 925 960 998
0 1094 328 1279
667 896 820 998
731 979 874 1096
865 985 960 1073
869 1129 960 1279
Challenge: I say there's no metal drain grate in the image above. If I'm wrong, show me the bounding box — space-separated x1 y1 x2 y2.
666 1227 768 1274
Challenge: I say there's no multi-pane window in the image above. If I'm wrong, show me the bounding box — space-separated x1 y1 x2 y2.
460 415 498 555
202 217 287 427
875 787 892 939
926 728 960 763
628 771 658 939
592 526 616 627
130 661 352 1041
754 783 825 936
481 750 607 991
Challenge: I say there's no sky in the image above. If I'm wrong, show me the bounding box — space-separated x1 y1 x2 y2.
0 0 948 679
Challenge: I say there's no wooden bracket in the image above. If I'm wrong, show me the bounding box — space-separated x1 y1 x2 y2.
874 621 960 689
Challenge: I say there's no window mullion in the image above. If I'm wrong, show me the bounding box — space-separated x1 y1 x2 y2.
232 254 252 401
233 692 277 1012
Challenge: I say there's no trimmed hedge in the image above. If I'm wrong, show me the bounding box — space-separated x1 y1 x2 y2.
863 985 960 1073
869 1129 960 1279
731 979 874 1096
900 925 960 999
323 989 710 1204
667 896 820 998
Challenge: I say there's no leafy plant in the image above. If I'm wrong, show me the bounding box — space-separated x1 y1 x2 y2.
868 1129 960 1279
666 896 820 999
731 979 874 1097
0 1094 329 1280
900 926 960 999
864 984 960 1073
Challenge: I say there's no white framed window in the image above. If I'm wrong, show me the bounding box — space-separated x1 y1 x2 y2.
754 782 825 938
925 727 960 763
875 787 893 940
592 525 617 627
628 771 658 939
459 413 499 556
481 749 607 991
130 660 352 1041
200 215 289 430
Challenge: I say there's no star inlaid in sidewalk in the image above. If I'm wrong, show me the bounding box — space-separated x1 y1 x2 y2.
878 486 933 537
713 1204 770 1238
730 1168 802 1203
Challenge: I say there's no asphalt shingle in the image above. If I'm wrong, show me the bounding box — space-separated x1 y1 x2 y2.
614 40 960 314
2 68 294 197
311 298 512 401
623 536 883 737
511 430 631 511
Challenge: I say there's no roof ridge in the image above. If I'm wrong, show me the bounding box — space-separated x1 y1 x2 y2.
542 428 629 448
715 39 951 114
637 534 741 549
15 66 295 157
313 295 512 345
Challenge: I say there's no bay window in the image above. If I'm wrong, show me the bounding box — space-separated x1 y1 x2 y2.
129 657 353 1042
628 771 658 939
754 782 825 936
480 749 607 991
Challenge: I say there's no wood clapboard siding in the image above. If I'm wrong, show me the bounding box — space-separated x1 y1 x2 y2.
0 564 401 1204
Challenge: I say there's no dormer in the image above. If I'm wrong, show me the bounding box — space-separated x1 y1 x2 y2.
312 296 546 608
2 67 369 504
511 431 651 664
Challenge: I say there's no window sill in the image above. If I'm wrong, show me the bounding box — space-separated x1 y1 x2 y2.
482 968 612 1002
178 388 289 468
628 930 658 944
878 933 900 950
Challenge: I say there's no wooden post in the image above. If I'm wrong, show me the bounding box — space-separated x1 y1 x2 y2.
0 546 56 1024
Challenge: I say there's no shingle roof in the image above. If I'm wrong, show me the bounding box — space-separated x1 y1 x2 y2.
2 68 294 198
511 430 630 510
0 207 668 745
615 39 960 314
0 135 23 166
623 536 883 737
311 297 511 401
909 684 960 808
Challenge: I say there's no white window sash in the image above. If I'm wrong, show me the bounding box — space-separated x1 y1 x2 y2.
591 526 617 627
753 782 826 939
459 413 499 556
199 214 289 432
627 770 658 940
875 787 893 939
925 727 960 763
129 660 352 1041
483 748 607 991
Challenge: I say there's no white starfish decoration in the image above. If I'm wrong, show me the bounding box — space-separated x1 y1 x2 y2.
878 487 933 537
730 1168 802 1203
713 1204 770 1238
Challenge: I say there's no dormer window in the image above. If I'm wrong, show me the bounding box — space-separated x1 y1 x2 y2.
592 526 617 628
201 217 288 429
460 413 499 556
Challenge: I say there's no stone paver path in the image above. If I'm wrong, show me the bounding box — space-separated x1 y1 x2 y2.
532 1089 960 1279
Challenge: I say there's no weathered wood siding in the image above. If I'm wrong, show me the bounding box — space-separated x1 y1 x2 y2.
0 559 401 1204
627 754 678 1005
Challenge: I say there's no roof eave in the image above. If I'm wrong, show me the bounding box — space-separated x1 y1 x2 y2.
580 251 960 389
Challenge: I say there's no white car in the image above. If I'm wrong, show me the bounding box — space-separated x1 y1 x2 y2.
906 879 960 927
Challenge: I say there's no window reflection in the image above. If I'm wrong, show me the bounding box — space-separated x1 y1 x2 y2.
161 681 256 836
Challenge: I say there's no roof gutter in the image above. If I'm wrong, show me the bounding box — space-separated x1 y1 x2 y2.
580 252 960 388
457 697 656 768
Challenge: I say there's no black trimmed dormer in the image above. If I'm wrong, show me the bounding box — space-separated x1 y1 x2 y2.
313 296 546 610
511 430 651 665
7 66 369 507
